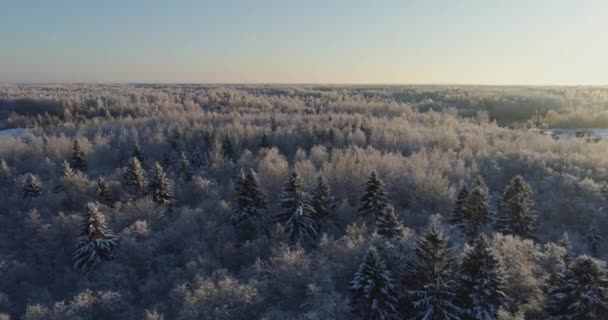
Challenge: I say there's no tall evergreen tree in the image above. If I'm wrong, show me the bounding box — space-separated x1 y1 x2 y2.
96 176 113 207
496 175 536 239
178 152 192 182
258 132 272 150
351 246 400 320
449 184 469 229
309 175 337 230
359 171 389 221
557 232 573 265
457 235 507 320
60 160 75 180
464 176 491 241
587 224 602 258
376 206 405 239
222 135 235 161
147 162 173 206
22 173 43 198
404 224 461 319
275 171 318 244
231 169 269 235
73 203 118 273
545 255 608 319
70 139 87 171
123 157 146 198
132 143 145 164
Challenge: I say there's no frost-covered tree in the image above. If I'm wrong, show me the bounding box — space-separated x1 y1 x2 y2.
449 185 469 230
123 157 146 198
259 132 272 150
359 171 389 221
545 255 608 319
231 169 269 236
96 176 113 207
587 224 602 258
275 171 318 244
457 235 507 320
60 160 75 180
376 206 405 239
464 176 491 241
310 175 337 230
73 202 118 273
178 152 192 182
496 176 536 239
351 246 400 320
70 139 87 171
404 224 461 319
147 162 173 206
22 173 43 198
556 232 573 265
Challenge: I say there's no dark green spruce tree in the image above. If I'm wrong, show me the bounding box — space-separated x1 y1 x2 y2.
70 139 87 171
545 255 608 319
147 161 173 206
275 171 318 244
359 171 389 222
587 224 602 258
350 246 400 320
457 235 507 320
231 169 269 239
309 175 337 232
496 175 536 239
376 206 405 239
132 143 145 165
96 176 113 207
73 202 118 273
403 224 461 319
22 173 43 199
464 176 491 242
449 184 469 230
123 156 146 198
179 152 192 182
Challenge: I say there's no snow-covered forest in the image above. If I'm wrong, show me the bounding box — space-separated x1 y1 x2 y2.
1 84 608 319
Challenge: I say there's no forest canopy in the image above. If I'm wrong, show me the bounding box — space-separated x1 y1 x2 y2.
0 84 607 319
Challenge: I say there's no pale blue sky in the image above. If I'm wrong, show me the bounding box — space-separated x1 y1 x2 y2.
1 0 606 84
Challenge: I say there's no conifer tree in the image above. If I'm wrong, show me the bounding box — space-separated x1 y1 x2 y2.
496 175 536 239
70 139 87 171
60 160 75 180
147 162 173 206
449 184 469 229
231 169 269 231
464 176 491 241
222 135 235 161
96 176 113 207
22 173 43 198
132 143 145 164
359 171 389 221
73 202 118 273
351 246 400 320
557 232 573 265
545 255 608 319
179 152 192 182
275 171 318 244
258 132 272 150
587 224 602 258
309 175 337 230
123 157 146 198
404 224 461 319
376 206 405 239
457 235 507 320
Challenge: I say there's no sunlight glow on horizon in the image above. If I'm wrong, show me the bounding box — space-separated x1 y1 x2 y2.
1 0 607 85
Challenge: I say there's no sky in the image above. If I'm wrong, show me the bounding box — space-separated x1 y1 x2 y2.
0 0 607 85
